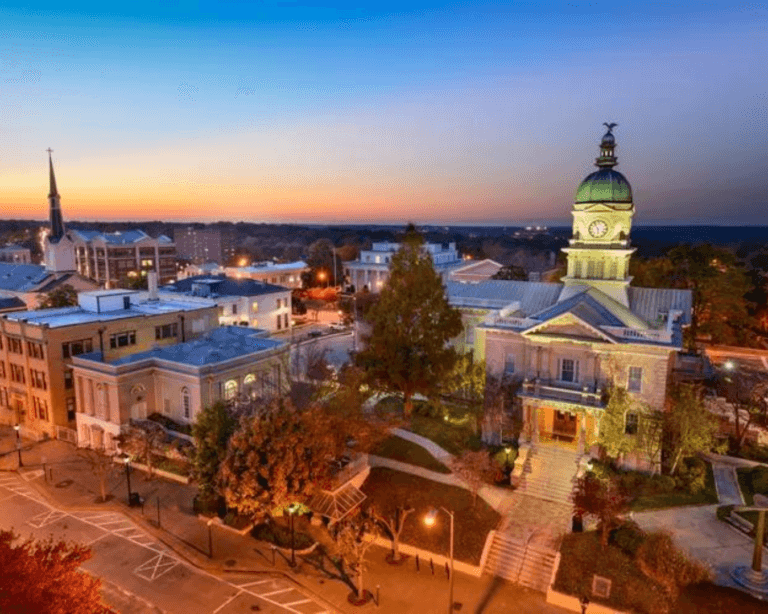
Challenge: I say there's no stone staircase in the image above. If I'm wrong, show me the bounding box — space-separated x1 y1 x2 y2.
516 443 582 505
483 531 558 592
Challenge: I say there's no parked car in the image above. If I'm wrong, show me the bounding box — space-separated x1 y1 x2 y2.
308 330 323 338
328 322 347 333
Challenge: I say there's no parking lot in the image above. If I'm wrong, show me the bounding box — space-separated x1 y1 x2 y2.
0 473 331 614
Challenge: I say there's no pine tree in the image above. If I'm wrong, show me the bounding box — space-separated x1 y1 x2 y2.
355 226 463 418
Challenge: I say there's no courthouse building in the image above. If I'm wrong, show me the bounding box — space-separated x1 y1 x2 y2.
451 127 692 468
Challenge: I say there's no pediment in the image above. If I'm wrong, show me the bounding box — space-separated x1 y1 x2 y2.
523 312 616 343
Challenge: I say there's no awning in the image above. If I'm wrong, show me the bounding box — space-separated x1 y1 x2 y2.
307 483 366 524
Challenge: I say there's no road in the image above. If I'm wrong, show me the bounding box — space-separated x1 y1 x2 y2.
0 472 331 614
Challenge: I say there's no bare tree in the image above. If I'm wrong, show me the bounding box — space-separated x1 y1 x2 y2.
78 448 116 503
448 449 497 506
330 511 380 601
371 505 414 562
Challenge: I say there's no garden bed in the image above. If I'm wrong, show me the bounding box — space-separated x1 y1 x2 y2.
251 519 316 551
360 467 500 565
372 436 451 474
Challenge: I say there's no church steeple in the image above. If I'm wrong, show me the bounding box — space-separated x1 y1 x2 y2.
47 149 65 243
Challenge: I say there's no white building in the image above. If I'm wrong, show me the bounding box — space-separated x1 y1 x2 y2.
223 261 308 289
345 241 464 292
159 275 293 334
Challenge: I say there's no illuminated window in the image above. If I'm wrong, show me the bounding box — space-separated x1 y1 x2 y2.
251 301 258 313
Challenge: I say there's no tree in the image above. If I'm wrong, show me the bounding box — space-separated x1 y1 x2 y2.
355 226 463 418
117 423 166 479
306 238 343 286
38 284 78 309
371 504 414 562
491 264 527 281
636 531 711 605
572 474 630 549
304 298 325 321
329 510 380 601
79 448 116 503
665 384 722 475
191 401 238 503
0 529 112 614
448 449 497 506
717 364 768 453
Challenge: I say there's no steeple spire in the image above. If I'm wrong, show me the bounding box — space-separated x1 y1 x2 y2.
595 122 618 169
47 149 65 242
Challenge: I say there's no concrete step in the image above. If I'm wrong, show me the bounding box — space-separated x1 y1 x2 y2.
483 533 557 592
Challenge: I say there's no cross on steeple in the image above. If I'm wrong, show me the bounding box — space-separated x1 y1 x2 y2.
46 148 53 155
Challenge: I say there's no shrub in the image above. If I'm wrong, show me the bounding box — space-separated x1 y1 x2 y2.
676 457 707 494
648 474 676 494
610 521 645 556
750 466 768 495
617 472 645 494
251 521 315 550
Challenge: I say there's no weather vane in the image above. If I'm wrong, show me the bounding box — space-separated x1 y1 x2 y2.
603 122 618 133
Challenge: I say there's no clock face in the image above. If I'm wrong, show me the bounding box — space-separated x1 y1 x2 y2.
588 220 608 238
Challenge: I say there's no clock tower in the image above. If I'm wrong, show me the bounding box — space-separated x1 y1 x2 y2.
561 124 635 306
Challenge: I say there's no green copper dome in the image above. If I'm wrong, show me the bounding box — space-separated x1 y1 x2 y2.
574 123 633 204
575 168 633 203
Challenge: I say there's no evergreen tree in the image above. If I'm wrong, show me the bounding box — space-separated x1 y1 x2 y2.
355 225 463 418
191 401 238 503
38 284 78 309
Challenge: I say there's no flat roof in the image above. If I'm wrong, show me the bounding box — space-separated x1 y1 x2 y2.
77 325 285 367
4 296 213 328
164 275 290 297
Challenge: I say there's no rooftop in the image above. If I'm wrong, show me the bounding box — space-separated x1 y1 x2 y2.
0 263 52 292
163 275 290 297
77 326 284 367
230 260 307 274
4 294 213 328
71 229 173 245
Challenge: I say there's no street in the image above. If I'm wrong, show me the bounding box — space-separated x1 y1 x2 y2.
0 472 330 614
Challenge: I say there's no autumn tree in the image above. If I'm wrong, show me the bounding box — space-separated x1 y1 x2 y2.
191 401 238 503
448 449 497 507
79 448 116 503
355 225 463 418
38 284 78 309
371 504 414 562
716 364 768 453
636 531 711 605
117 422 166 479
572 473 631 549
665 384 722 475
0 529 112 614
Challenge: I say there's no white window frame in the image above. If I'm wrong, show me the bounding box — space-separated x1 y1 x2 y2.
558 358 579 384
628 366 643 392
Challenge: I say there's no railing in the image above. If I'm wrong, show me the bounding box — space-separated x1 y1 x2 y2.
519 379 605 408
490 316 536 329
601 326 672 343
328 453 369 491
55 426 78 445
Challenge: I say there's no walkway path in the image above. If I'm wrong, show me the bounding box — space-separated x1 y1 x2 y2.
0 430 568 614
711 463 745 506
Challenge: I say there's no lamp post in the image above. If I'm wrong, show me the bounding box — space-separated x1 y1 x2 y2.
13 424 22 468
207 518 214 559
504 446 511 467
122 455 133 506
424 507 455 614
288 503 297 567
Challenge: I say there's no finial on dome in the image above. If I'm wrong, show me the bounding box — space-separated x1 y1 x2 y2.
595 123 618 168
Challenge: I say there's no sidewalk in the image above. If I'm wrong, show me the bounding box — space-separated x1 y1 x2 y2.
1 430 567 614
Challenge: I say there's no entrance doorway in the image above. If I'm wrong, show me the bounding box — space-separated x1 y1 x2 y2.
553 410 577 441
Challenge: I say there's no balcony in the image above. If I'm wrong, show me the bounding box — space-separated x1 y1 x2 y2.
519 378 606 410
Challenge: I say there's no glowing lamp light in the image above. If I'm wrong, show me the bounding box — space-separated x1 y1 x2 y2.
239 258 248 267
724 360 736 371
13 424 20 432
423 509 438 527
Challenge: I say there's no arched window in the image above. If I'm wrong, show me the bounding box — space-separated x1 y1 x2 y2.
224 380 238 401
243 374 256 398
181 387 191 420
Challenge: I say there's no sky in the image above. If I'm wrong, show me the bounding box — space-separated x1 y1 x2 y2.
0 1 766 225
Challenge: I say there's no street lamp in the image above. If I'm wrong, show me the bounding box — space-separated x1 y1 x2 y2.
122 455 133 506
424 507 455 614
287 503 298 567
207 518 214 558
317 271 327 288
13 424 22 468
504 446 512 468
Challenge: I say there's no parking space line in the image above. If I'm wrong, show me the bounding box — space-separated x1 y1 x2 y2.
236 579 274 588
284 599 311 606
211 590 242 614
262 588 293 597
134 552 179 581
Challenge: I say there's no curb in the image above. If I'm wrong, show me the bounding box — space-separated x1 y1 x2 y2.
20 473 348 614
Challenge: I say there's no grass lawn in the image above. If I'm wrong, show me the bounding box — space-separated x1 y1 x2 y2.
592 460 718 512
374 395 482 454
555 531 667 614
372 436 451 474
360 467 500 565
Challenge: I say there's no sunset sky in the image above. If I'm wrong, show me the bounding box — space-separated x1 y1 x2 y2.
1 2 766 225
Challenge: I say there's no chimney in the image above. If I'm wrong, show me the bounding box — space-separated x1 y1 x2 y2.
147 271 159 301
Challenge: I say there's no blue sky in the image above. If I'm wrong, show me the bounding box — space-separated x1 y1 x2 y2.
1 1 766 224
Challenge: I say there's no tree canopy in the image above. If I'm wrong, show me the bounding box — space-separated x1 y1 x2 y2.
355 227 463 417
191 401 238 502
38 284 78 309
665 384 722 475
0 530 112 614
